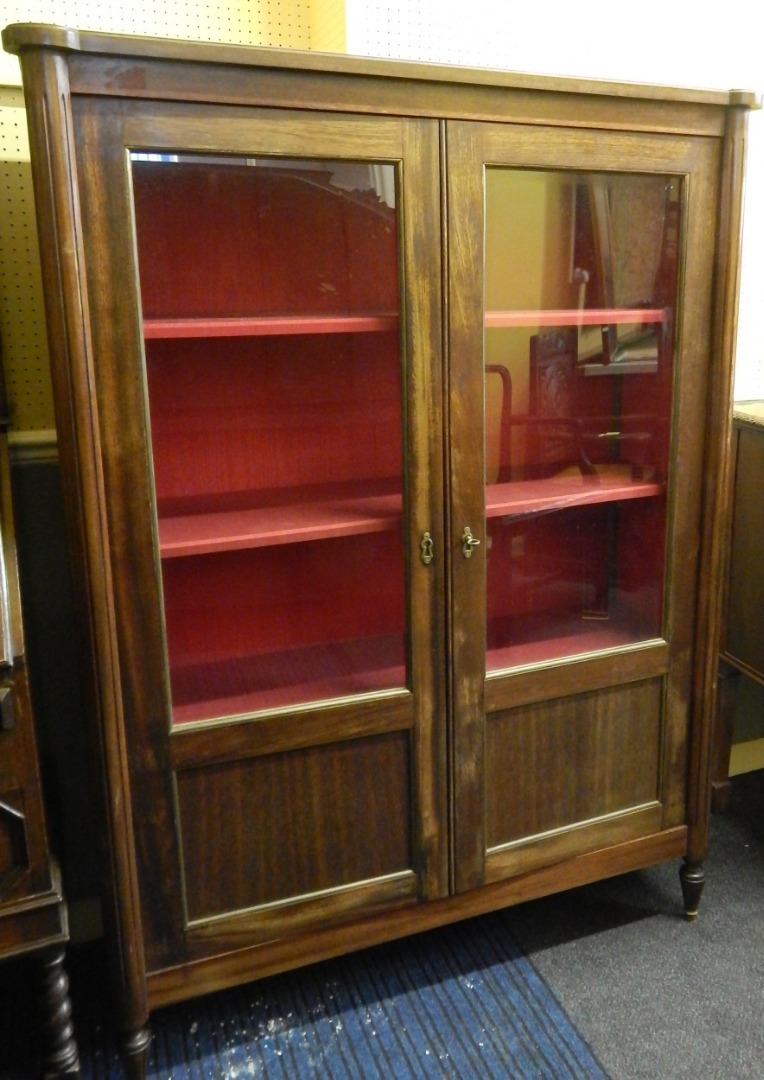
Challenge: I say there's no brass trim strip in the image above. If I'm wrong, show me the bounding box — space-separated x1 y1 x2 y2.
486 800 662 858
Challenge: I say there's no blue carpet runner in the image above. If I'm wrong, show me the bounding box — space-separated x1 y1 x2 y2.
1 912 610 1078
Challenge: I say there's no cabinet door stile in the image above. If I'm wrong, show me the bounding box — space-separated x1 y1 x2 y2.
73 96 188 966
444 121 491 893
399 117 450 900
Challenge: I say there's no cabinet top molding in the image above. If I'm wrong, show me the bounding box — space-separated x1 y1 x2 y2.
2 22 759 110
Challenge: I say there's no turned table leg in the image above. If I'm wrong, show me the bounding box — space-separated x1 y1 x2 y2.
38 945 80 1077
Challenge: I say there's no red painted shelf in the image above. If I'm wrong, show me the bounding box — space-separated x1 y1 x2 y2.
484 307 667 329
486 470 663 519
487 606 656 672
144 312 399 339
158 481 402 558
169 603 657 724
157 471 662 558
169 633 407 724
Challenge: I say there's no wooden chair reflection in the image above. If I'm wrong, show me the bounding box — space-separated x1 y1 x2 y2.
486 328 596 485
486 328 607 620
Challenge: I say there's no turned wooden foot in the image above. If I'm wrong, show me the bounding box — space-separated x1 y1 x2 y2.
120 1024 152 1080
38 945 80 1076
679 860 705 921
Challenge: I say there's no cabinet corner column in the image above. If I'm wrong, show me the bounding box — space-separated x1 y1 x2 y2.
685 99 754 872
16 41 151 1051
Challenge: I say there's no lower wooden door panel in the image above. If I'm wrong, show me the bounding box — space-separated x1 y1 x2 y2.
174 730 415 928
483 677 669 882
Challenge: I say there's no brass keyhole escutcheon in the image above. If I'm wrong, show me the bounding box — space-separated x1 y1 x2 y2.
420 531 435 565
461 526 481 558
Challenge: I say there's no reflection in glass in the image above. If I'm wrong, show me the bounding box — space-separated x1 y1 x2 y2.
131 154 406 722
484 169 680 671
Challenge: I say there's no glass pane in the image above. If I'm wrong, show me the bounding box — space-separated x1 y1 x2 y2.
484 169 679 671
131 154 405 723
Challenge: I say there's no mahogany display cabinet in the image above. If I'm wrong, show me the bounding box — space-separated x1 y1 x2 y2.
3 23 756 1075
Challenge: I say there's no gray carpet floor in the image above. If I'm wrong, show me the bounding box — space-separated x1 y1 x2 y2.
507 769 764 1079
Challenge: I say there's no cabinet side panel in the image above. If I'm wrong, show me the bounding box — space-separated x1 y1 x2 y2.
723 425 764 675
486 678 662 848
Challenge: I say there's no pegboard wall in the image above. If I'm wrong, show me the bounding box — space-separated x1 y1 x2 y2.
0 0 537 434
0 1 321 436
344 0 526 68
0 87 51 433
0 1 316 85
341 0 763 400
0 0 519 435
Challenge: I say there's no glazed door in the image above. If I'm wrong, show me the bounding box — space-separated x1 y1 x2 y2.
446 121 720 892
72 99 447 970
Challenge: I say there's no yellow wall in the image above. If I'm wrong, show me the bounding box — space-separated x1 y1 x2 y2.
484 169 576 476
310 0 345 51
